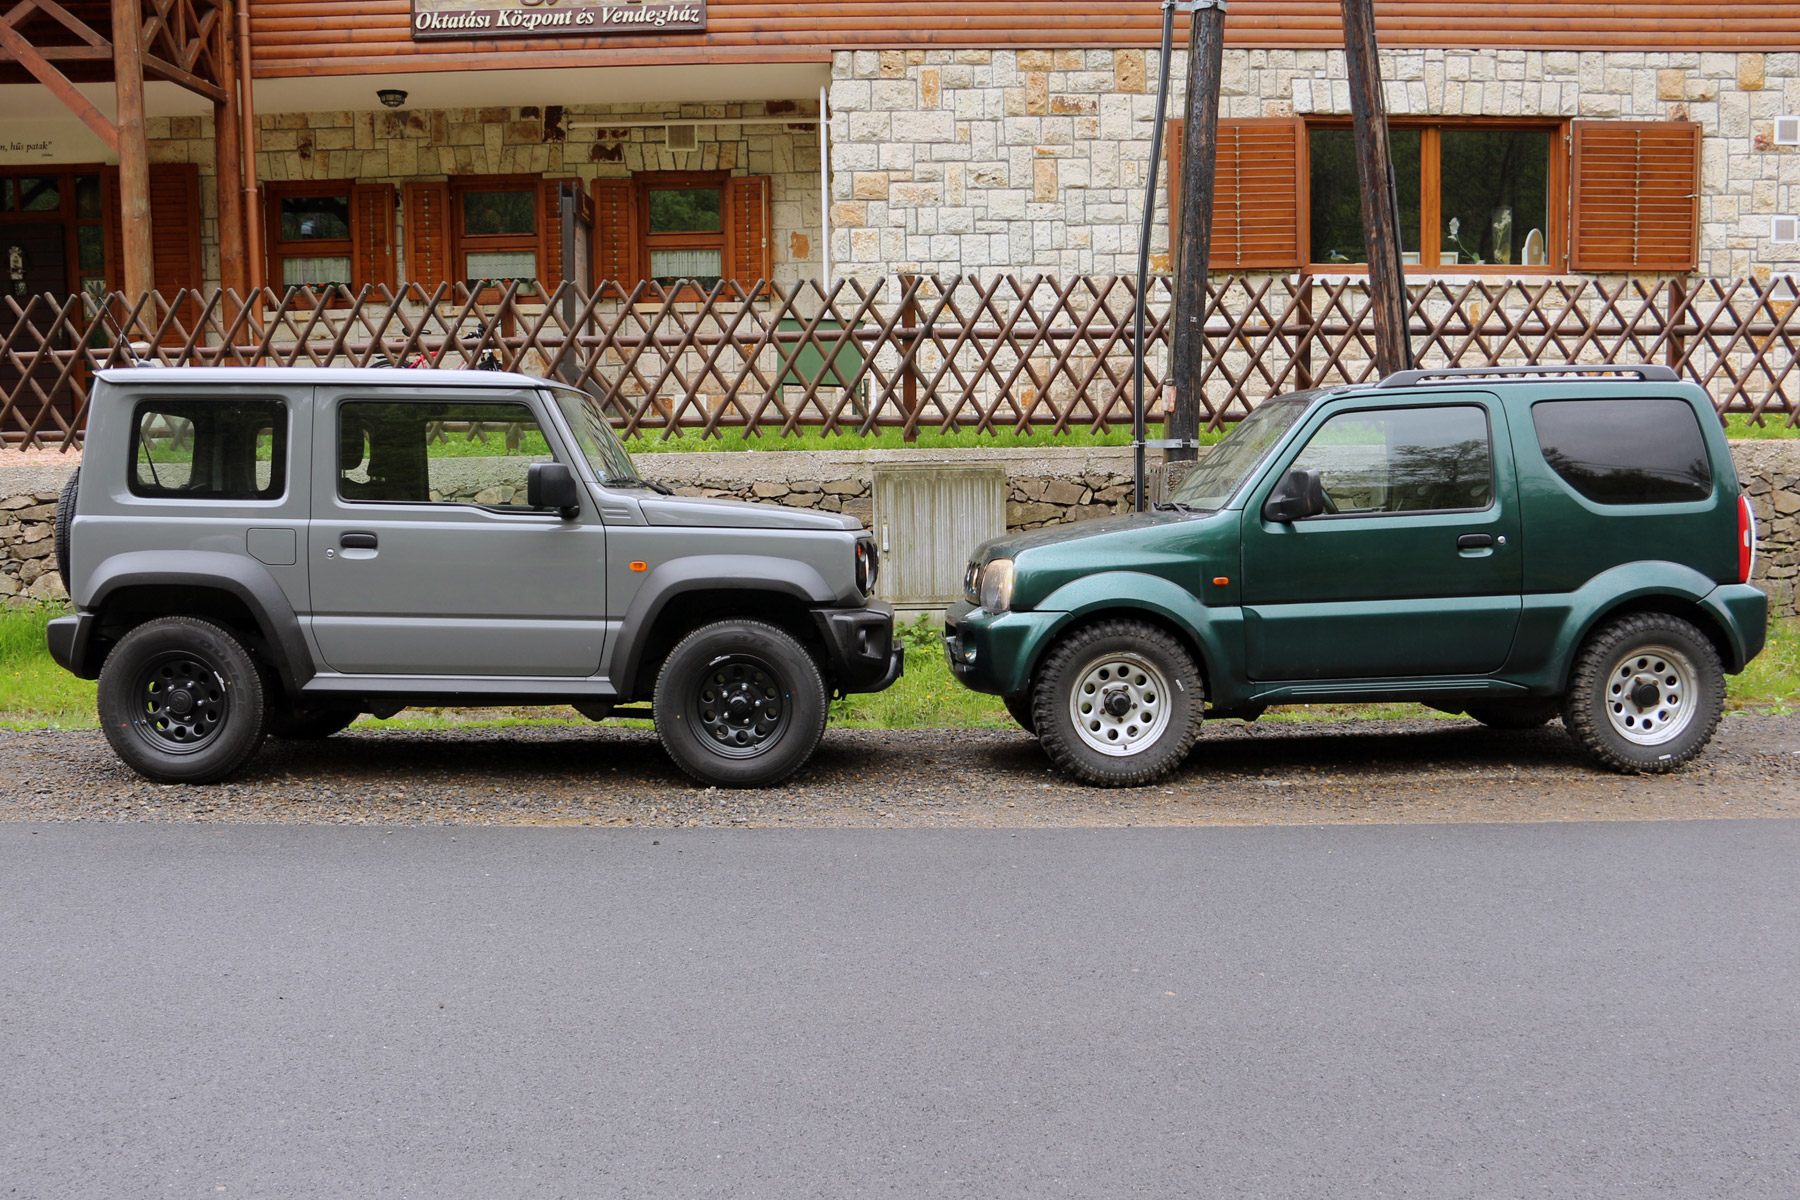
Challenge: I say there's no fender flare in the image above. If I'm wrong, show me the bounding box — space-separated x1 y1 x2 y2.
1531 561 1733 689
1031 571 1239 700
607 554 838 696
82 550 315 694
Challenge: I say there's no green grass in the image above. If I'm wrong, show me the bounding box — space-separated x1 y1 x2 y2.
621 420 1231 456
4 602 1796 732
1724 414 1800 438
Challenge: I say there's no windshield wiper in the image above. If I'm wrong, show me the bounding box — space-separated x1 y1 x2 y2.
1151 501 1194 512
603 474 674 495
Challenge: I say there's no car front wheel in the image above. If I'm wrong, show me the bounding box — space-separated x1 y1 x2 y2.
653 620 829 788
1562 613 1725 773
97 617 267 784
1032 619 1203 787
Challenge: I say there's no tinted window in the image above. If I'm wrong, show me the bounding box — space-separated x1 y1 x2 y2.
1531 399 1712 505
1290 405 1492 515
130 399 286 500
338 400 554 506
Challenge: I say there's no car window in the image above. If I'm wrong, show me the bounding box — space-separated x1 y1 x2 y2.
338 400 555 506
1290 404 1492 515
1531 397 1712 505
130 399 286 501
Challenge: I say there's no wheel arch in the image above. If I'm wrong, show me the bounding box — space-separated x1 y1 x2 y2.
1551 564 1742 689
1026 572 1230 702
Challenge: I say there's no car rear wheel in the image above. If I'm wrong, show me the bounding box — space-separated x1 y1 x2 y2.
653 620 829 788
97 617 266 784
53 467 78 587
1562 613 1724 773
1032 619 1202 787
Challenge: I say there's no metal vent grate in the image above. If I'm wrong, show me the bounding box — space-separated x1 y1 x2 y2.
1774 216 1800 244
665 125 698 152
1776 116 1800 146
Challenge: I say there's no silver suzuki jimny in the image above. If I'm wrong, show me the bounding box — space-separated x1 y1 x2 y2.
47 368 901 787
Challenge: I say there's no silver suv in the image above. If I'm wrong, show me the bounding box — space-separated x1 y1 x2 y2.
48 368 901 787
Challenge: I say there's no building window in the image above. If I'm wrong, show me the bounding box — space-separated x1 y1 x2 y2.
592 174 771 293
640 171 728 288
1307 122 1556 269
267 183 355 289
451 176 539 293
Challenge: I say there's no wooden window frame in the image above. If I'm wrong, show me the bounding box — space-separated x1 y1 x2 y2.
636 170 731 300
0 165 112 299
1300 117 1569 275
449 173 543 299
265 179 359 298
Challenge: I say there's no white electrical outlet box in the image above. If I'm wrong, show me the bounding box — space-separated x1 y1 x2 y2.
1774 215 1800 244
665 125 698 152
1775 115 1800 146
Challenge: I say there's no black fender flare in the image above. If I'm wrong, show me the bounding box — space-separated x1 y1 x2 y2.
82 550 315 695
608 554 837 697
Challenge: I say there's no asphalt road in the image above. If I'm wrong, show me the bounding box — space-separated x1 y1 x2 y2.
3 820 1797 1198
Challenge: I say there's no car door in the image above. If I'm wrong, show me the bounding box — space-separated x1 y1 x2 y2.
1238 393 1522 681
307 385 608 677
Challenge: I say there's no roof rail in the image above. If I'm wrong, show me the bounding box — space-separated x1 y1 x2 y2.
1376 363 1680 388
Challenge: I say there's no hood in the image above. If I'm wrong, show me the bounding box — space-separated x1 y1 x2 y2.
972 510 1190 563
639 494 862 531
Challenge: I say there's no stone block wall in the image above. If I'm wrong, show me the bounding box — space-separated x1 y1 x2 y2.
827 47 1800 281
0 463 70 605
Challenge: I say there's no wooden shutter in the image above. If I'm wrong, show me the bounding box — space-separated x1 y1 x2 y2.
403 181 451 288
1168 117 1306 270
537 178 576 288
726 175 773 287
1570 120 1701 273
350 183 396 292
592 177 640 289
148 163 204 296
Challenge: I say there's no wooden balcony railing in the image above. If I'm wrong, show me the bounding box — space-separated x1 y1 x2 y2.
4 274 1798 449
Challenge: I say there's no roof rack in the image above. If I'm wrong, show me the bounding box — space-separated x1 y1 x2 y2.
1376 363 1680 388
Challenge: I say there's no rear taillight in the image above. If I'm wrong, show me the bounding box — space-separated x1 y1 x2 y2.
1739 493 1757 584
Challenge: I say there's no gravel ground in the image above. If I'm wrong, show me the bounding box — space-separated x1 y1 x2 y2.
3 711 1798 827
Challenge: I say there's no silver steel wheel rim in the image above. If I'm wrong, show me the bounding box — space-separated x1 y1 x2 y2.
1604 642 1699 747
1068 652 1172 757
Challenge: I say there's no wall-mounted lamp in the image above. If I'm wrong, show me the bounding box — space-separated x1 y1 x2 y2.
377 89 409 109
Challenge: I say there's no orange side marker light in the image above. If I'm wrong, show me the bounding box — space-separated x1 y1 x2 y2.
630 561 648 572
1212 576 1230 586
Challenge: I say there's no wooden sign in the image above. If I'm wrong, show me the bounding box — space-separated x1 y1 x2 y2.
411 0 705 39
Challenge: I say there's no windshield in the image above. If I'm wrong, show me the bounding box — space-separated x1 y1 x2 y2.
546 384 638 484
1168 395 1317 510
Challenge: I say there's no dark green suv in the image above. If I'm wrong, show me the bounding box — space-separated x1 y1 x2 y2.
943 365 1767 786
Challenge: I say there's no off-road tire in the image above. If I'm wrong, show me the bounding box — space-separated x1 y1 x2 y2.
98 616 266 784
1562 613 1724 774
1002 692 1037 736
53 467 78 587
1464 696 1562 730
1032 619 1203 787
653 619 829 788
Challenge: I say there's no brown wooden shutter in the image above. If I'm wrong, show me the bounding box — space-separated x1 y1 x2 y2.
537 178 572 288
725 175 772 287
103 165 122 291
147 163 204 296
592 177 640 289
350 183 396 292
403 181 451 288
1169 117 1306 270
1570 120 1701 272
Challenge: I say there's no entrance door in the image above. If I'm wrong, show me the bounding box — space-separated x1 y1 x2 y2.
0 219 71 434
307 387 610 677
1239 396 1523 681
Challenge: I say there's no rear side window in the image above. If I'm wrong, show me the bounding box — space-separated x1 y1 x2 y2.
130 399 287 500
1531 398 1712 505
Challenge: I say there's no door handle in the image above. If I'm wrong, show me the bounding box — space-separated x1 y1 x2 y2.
340 531 378 550
1457 533 1492 550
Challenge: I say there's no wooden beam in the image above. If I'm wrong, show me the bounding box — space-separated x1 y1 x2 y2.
1169 0 1226 464
213 0 244 294
1340 0 1413 375
112 0 153 296
141 50 225 99
0 19 118 152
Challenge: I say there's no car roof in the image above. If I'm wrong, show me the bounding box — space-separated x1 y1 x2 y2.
94 366 548 388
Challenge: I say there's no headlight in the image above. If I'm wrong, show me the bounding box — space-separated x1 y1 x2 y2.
978 558 1015 612
855 539 879 595
963 560 982 604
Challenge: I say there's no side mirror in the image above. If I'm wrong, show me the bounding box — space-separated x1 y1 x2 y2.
527 461 580 518
1262 466 1327 523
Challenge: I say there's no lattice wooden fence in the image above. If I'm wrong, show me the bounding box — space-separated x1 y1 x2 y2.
4 274 1799 449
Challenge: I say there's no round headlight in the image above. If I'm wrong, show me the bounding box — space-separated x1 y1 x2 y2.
979 558 1015 613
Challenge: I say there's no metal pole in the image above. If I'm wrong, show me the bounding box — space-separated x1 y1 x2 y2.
1340 0 1414 375
1166 0 1225 464
1132 0 1178 511
818 84 832 288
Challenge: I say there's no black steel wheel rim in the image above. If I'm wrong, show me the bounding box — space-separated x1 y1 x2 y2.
690 654 790 759
131 652 230 754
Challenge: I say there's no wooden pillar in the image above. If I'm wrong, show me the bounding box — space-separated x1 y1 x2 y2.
110 0 153 297
1169 0 1226 463
214 0 246 295
1340 0 1413 376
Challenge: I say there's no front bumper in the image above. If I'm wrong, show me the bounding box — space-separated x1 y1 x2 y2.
812 601 904 693
941 599 1064 696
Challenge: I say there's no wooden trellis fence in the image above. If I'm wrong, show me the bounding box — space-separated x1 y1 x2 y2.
3 273 1799 449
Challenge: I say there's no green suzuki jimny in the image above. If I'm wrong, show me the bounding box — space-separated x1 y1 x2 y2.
943 365 1767 786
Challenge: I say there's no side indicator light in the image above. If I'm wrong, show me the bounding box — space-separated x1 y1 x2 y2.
1212 576 1230 586
630 561 648 572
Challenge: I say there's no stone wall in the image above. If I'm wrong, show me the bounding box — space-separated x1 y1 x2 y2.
826 47 1800 281
9 441 1800 612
